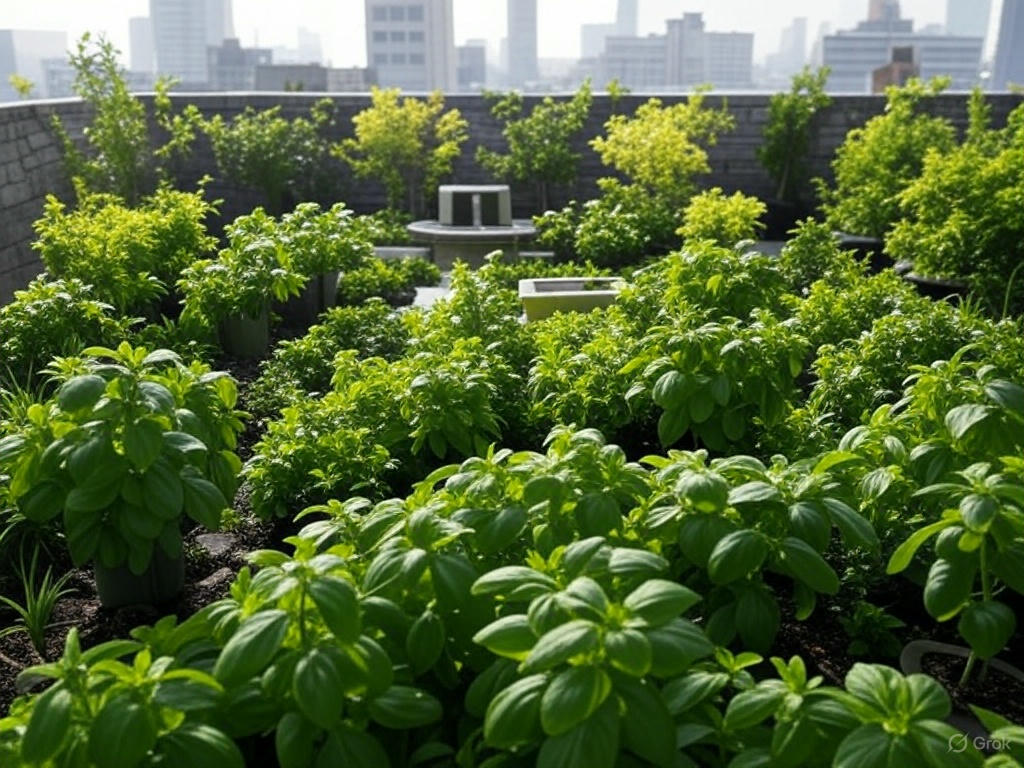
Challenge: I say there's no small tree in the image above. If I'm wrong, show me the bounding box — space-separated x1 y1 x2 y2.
8 74 34 99
758 66 831 203
51 34 198 205
334 87 469 217
476 80 593 210
590 89 735 208
202 98 337 214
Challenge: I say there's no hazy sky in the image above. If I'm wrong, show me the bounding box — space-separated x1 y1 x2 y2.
0 0 1001 67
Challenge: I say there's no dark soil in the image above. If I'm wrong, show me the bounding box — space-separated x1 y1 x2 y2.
922 654 1024 725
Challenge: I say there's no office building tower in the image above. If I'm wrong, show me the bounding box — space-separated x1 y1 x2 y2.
665 12 752 89
457 40 487 90
208 38 271 90
0 30 67 100
616 0 638 36
365 0 456 90
206 0 235 46
507 0 538 87
945 0 990 38
993 0 1024 89
130 17 156 73
150 0 210 85
824 2 982 92
766 17 807 79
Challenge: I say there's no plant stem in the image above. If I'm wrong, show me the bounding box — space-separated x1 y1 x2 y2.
959 652 977 687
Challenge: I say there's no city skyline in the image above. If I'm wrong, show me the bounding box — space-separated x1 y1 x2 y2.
1 0 996 71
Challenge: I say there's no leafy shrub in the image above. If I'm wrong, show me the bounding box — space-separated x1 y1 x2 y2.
51 34 198 203
775 217 860 293
245 340 509 518
275 202 374 276
886 101 1024 316
758 66 831 203
476 252 611 292
533 202 581 260
178 208 306 330
0 277 130 387
573 180 680 266
32 186 218 314
818 77 955 238
247 300 410 418
353 207 413 245
678 188 766 248
0 344 244 574
335 258 441 307
476 81 593 209
203 98 337 214
591 90 735 207
334 88 469 216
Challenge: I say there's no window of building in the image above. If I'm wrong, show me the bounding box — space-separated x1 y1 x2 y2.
373 31 387 42
408 5 424 21
391 53 406 64
409 30 424 42
409 52 425 65
373 53 388 65
390 30 405 42
371 6 387 21
389 5 405 20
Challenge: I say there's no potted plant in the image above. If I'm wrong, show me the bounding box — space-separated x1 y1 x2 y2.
757 67 831 240
817 78 956 273
178 210 305 359
275 202 374 326
0 343 245 607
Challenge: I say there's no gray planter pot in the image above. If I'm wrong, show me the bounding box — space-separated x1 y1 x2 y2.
903 272 969 303
219 306 270 359
94 547 185 608
276 272 339 327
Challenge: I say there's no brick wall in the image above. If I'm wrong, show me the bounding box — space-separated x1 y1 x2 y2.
1 91 1021 301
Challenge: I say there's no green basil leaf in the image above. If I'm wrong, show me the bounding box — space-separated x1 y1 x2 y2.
540 666 611 736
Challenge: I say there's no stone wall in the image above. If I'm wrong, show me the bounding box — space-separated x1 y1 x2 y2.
1 91 1021 301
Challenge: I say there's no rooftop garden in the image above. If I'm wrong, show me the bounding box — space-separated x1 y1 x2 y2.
0 37 1022 768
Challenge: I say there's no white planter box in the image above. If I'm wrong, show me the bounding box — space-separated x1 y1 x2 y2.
519 277 624 322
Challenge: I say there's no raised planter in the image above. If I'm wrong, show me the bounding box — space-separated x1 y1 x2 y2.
94 547 185 608
219 305 270 359
374 245 432 262
835 232 892 274
903 272 969 302
519 277 624 322
276 272 339 327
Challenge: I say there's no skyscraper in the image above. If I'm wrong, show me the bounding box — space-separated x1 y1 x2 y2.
150 0 207 85
616 0 639 37
507 0 538 87
364 0 455 90
206 0 235 46
945 0 990 39
130 17 155 73
993 0 1024 90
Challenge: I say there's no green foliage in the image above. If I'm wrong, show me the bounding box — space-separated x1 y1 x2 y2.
678 188 766 247
758 67 831 203
591 90 735 207
32 185 219 314
477 81 593 209
0 277 130 387
886 101 1024 316
203 99 337 214
776 217 860 293
247 300 410 418
51 34 197 203
0 343 244 574
8 74 34 98
0 547 75 656
838 601 905 657
353 208 413 245
476 252 611 292
819 77 956 238
178 208 306 329
334 88 469 216
275 201 374 276
335 258 440 307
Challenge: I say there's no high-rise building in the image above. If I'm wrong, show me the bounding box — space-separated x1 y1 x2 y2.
600 34 667 88
824 2 982 92
765 17 807 79
507 0 538 87
364 0 455 90
130 17 155 73
456 40 487 90
616 0 638 36
0 29 67 100
945 0 990 38
992 0 1024 90
208 38 271 90
149 0 234 86
206 0 235 46
665 13 752 89
580 23 617 59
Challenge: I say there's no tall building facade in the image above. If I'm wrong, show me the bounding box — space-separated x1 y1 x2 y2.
365 0 455 90
208 38 271 90
0 29 67 100
823 2 982 92
149 0 234 86
993 0 1024 90
766 17 807 79
945 0 990 38
616 0 638 36
130 17 155 73
507 0 538 87
456 40 487 90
